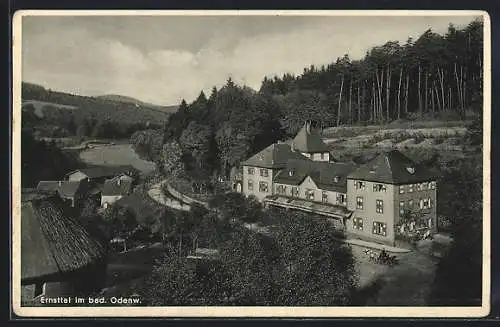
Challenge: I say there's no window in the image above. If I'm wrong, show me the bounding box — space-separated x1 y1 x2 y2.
373 222 387 236
306 189 315 201
429 198 433 208
322 191 328 203
422 198 432 209
337 193 347 206
376 199 384 214
417 183 422 191
276 185 287 195
373 183 387 192
408 199 414 208
259 181 269 193
260 169 269 177
292 187 299 197
247 180 253 191
354 181 366 190
320 153 325 160
408 184 414 193
356 196 364 210
422 182 428 190
247 167 255 175
430 181 436 189
419 199 424 210
353 217 363 230
399 185 405 194
399 201 405 216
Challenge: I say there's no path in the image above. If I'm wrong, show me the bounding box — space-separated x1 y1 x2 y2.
147 180 191 211
352 239 438 306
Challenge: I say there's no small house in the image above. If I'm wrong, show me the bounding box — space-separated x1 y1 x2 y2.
36 179 89 208
101 174 134 208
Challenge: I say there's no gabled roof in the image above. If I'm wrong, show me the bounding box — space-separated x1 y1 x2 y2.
66 165 137 179
102 176 133 196
273 158 357 193
347 150 442 184
292 122 330 153
242 143 308 169
21 190 107 281
36 180 83 198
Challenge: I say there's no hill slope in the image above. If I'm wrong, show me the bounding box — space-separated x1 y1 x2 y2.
96 94 178 114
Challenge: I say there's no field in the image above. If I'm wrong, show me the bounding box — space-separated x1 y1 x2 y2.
79 144 156 174
22 100 78 118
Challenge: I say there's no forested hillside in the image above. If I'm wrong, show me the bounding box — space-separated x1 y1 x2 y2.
261 19 483 134
149 18 483 179
21 82 170 139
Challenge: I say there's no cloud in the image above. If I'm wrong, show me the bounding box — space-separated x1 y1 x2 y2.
21 15 480 106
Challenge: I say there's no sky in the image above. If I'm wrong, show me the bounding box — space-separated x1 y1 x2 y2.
20 13 481 106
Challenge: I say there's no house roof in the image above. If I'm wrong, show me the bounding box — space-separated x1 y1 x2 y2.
273 159 357 193
66 165 137 179
36 180 83 198
102 176 133 196
347 150 442 184
292 122 330 153
21 190 107 281
242 143 309 169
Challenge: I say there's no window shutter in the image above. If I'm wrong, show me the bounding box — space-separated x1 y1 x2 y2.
419 199 424 209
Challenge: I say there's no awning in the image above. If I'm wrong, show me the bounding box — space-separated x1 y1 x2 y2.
264 195 353 220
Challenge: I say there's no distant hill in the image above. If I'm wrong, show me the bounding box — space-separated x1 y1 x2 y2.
96 94 178 114
21 82 171 124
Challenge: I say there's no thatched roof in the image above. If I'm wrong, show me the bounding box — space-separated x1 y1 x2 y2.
21 190 107 281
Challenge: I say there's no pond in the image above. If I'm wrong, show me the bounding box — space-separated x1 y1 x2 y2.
79 143 156 174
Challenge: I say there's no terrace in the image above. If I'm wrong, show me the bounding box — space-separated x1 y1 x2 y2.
263 194 353 220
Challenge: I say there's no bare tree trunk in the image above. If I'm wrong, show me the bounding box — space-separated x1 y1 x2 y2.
437 67 446 111
371 79 376 122
397 67 402 119
357 83 361 123
424 68 428 113
386 65 391 121
418 64 422 115
349 79 353 125
375 70 383 123
337 74 344 127
454 62 463 114
433 83 441 112
405 73 409 117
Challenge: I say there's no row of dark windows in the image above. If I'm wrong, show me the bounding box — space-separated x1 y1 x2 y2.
352 218 387 237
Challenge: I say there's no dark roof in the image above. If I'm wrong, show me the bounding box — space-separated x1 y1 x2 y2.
36 180 83 198
273 159 357 193
21 191 107 281
66 165 137 179
242 143 309 169
102 176 133 196
347 150 442 184
292 122 330 153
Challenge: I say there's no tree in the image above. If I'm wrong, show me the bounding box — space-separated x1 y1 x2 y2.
179 121 213 172
161 140 185 178
272 209 358 305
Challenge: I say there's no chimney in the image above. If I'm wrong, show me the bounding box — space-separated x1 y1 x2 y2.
306 121 311 133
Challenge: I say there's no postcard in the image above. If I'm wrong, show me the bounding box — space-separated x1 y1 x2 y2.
11 9 491 318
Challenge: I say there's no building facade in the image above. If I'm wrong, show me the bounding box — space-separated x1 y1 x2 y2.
239 122 440 245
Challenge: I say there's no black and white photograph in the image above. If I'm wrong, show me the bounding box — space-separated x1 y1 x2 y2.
12 10 490 317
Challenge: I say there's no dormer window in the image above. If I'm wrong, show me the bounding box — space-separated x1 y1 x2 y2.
406 167 416 174
334 176 340 183
289 169 295 177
